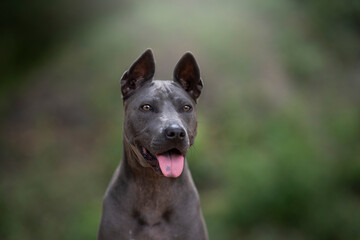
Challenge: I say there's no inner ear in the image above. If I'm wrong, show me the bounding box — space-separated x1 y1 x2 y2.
121 49 155 99
173 52 203 101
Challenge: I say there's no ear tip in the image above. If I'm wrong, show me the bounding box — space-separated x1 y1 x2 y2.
137 48 154 62
181 51 198 66
138 48 155 67
183 51 195 59
143 48 154 56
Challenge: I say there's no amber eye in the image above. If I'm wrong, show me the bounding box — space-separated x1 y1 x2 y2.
141 104 152 111
183 105 192 112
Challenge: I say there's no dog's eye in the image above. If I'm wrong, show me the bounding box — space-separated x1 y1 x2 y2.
183 105 192 112
141 104 152 111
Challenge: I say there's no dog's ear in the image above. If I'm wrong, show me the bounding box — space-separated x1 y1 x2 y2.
121 49 155 99
173 52 203 101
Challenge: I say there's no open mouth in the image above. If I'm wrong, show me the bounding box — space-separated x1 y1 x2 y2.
139 146 185 178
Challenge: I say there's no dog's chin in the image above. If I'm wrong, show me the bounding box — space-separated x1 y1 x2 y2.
138 145 186 178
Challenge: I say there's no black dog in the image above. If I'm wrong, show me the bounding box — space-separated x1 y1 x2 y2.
98 49 208 240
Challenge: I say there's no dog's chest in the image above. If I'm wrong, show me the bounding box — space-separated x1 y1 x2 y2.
122 181 184 237
129 185 174 223
126 202 182 240
131 205 171 225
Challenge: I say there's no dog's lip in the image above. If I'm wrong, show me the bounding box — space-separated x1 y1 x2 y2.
139 145 156 158
138 143 185 156
139 145 185 158
138 144 162 174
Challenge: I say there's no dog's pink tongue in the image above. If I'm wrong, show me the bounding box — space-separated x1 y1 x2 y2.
156 152 184 178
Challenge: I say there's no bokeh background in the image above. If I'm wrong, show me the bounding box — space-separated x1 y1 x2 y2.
1 0 360 239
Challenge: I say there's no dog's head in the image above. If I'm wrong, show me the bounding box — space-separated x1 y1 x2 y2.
120 49 203 178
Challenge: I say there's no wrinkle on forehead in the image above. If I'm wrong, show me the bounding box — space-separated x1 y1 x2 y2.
150 80 176 95
149 80 194 104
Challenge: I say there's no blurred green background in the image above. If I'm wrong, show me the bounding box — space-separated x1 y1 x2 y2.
1 0 360 239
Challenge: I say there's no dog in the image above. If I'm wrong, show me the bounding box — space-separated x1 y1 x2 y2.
98 49 208 240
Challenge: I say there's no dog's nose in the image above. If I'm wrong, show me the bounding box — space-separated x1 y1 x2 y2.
165 124 186 140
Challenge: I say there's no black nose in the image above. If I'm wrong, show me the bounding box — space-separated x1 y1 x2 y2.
165 124 186 140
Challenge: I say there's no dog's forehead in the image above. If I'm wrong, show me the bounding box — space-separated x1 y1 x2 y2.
139 80 192 102
150 80 174 93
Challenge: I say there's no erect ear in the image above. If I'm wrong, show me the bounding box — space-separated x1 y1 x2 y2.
173 52 203 101
121 49 155 99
